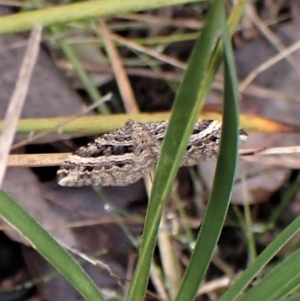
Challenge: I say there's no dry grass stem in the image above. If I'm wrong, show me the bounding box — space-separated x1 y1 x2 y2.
99 19 139 114
118 14 203 30
157 211 181 300
149 265 170 301
197 276 230 295
239 38 300 91
246 3 300 73
242 155 300 169
7 146 300 168
239 146 300 156
83 62 299 103
0 25 42 187
11 93 112 149
81 56 300 104
239 83 300 103
83 63 182 82
111 31 186 69
119 13 202 30
57 239 123 280
214 75 300 103
8 153 70 167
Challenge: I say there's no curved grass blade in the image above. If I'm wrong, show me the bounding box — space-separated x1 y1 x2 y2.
0 190 106 301
277 294 300 301
219 215 300 301
50 25 110 115
126 2 226 301
239 248 300 301
0 0 199 35
175 4 240 300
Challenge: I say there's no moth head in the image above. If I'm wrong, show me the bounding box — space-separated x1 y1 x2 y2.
239 128 248 143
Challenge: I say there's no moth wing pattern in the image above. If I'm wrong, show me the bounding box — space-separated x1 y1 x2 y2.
57 119 247 187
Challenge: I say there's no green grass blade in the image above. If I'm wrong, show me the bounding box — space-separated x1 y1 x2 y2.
0 190 106 301
267 174 300 226
50 25 110 115
126 2 226 300
239 249 300 301
175 4 240 300
219 215 300 301
277 294 300 301
0 0 199 35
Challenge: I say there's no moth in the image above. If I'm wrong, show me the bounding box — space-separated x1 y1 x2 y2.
57 119 247 187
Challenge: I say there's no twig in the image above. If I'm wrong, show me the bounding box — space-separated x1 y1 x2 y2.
7 146 300 168
8 153 70 167
0 25 42 186
110 31 186 69
98 19 139 114
246 3 300 74
118 13 202 30
239 39 300 92
239 146 300 156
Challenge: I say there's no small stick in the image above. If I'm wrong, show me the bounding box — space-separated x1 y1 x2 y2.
0 26 42 185
7 146 300 168
8 153 70 167
99 19 139 114
239 146 300 156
